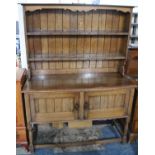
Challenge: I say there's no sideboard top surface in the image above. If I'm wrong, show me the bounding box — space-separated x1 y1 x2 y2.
23 72 136 93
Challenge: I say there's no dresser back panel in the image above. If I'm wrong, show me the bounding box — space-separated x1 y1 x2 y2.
26 9 130 32
25 8 131 76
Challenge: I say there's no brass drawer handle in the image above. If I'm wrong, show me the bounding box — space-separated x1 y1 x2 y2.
73 103 79 112
73 103 79 119
84 102 89 110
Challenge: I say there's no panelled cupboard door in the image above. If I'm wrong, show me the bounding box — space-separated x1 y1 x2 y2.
29 93 79 123
84 88 132 119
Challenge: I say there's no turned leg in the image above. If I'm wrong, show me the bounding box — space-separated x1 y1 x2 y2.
122 89 135 143
28 123 34 152
25 94 34 153
122 118 129 143
27 123 34 153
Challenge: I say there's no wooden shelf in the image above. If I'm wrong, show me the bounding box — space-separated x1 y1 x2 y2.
28 54 126 62
26 31 129 36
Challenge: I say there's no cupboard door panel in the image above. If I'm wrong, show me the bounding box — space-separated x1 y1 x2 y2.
29 93 79 122
85 88 132 119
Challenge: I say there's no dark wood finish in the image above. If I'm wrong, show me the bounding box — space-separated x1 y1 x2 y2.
125 47 138 142
129 89 138 142
16 68 28 146
131 93 138 133
26 6 130 77
125 48 138 78
21 4 136 152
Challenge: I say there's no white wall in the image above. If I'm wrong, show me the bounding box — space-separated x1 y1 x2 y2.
18 0 138 6
18 5 28 68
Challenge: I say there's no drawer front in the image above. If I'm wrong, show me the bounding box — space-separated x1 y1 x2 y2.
29 93 79 122
16 128 27 143
84 88 134 119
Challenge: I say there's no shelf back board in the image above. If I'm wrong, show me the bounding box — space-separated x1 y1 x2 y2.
24 4 133 76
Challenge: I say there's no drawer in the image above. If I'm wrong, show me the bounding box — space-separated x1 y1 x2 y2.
16 128 27 143
29 92 79 122
84 88 134 119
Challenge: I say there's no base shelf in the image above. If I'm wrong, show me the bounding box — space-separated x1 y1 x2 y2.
33 121 122 145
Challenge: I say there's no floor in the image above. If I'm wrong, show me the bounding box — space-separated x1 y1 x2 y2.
17 124 138 155
17 142 137 155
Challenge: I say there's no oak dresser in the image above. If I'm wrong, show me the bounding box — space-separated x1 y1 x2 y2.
21 4 137 152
